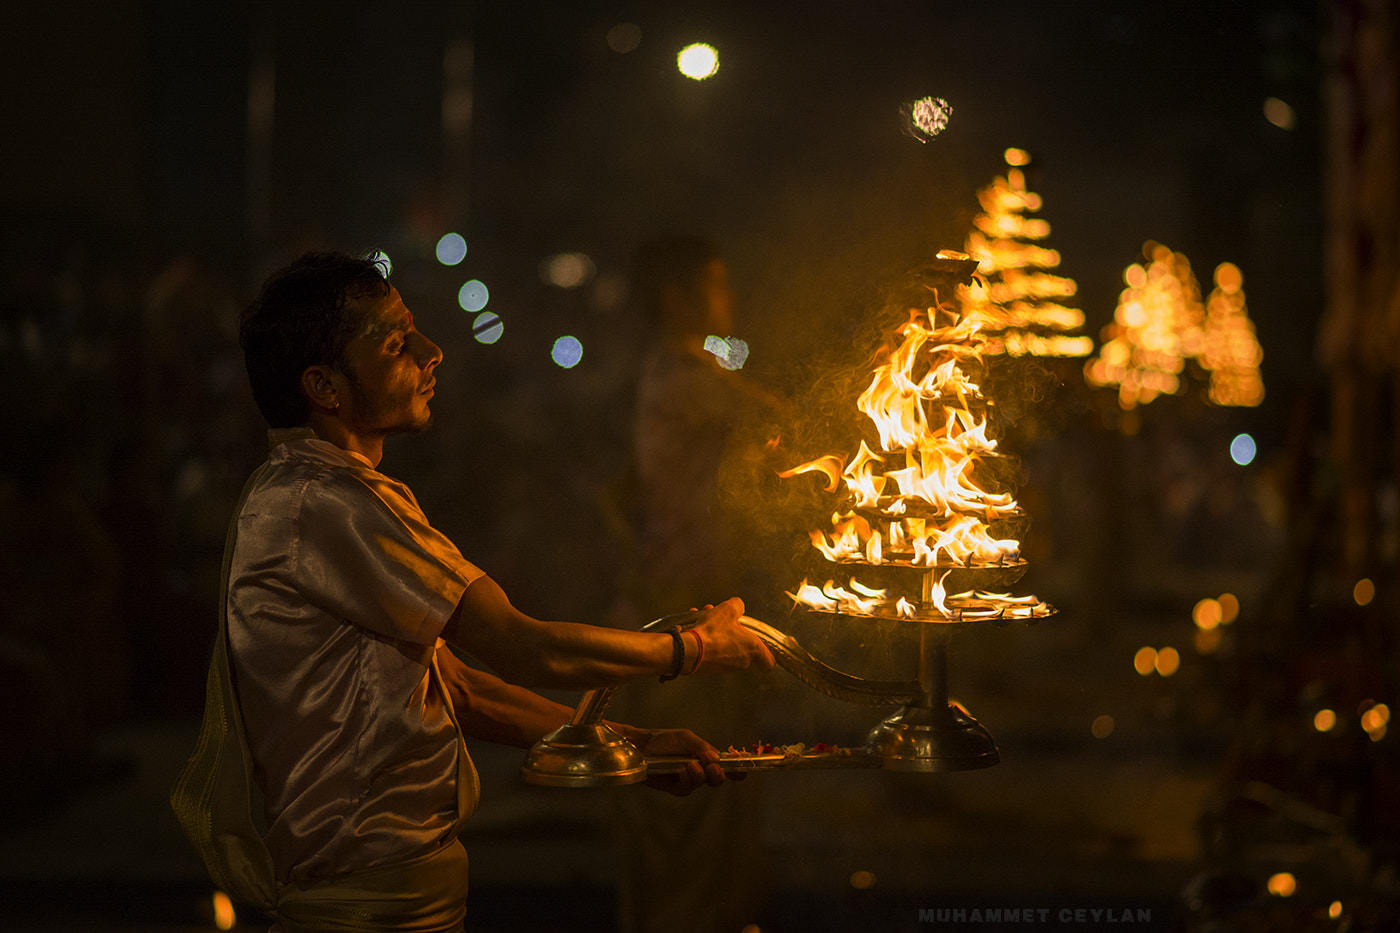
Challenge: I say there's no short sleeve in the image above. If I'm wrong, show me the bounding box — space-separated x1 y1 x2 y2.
292 468 483 645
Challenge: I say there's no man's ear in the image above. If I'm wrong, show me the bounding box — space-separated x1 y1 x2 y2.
301 364 341 412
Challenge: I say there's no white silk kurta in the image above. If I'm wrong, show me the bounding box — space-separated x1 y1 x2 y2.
226 433 483 884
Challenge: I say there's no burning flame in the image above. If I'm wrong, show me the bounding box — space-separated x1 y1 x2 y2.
785 578 889 616
781 271 1050 622
779 304 1019 571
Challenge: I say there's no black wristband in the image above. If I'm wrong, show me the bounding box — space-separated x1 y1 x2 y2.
660 626 685 683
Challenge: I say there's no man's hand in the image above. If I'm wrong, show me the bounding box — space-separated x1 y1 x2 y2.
687 598 775 676
611 725 735 796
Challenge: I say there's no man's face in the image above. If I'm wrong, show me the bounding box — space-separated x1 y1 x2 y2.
337 287 442 436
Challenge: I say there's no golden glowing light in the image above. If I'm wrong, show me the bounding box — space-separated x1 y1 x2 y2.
1088 248 1263 410
1155 647 1180 677
1085 242 1205 409
1194 628 1221 654
677 43 719 80
1091 714 1115 738
212 890 236 930
1134 646 1158 676
1267 872 1296 897
1353 578 1375 606
1200 263 1264 406
1193 598 1223 630
1329 901 1343 920
958 153 1091 358
1218 593 1239 624
1263 97 1296 130
849 870 877 889
780 277 1049 622
1361 702 1390 741
1313 709 1337 732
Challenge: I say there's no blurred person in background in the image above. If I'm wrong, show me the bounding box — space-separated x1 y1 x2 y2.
609 235 792 933
172 250 773 933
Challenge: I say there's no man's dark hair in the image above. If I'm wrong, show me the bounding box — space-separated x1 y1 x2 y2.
630 235 722 329
239 251 390 428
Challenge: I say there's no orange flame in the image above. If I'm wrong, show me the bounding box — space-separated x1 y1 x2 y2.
777 454 846 492
782 298 1019 571
778 270 1058 622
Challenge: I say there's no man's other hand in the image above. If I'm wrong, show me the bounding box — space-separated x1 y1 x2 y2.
612 725 736 796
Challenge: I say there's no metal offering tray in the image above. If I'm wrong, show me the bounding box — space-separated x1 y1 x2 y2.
521 575 1051 787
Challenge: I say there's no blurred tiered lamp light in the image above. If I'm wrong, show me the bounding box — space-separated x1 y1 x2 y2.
957 148 1094 360
523 256 1054 786
1084 241 1263 417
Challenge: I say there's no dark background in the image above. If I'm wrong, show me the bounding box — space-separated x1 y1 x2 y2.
6 2 1389 932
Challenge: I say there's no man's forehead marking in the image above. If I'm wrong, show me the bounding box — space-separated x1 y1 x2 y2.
360 291 413 338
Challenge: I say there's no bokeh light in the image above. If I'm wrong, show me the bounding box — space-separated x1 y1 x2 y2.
473 312 503 345
1091 714 1115 739
458 279 489 312
849 870 877 890
906 96 952 141
541 252 596 289
1004 147 1030 166
212 891 236 930
1230 433 1257 466
1353 578 1375 606
1263 96 1296 130
1313 709 1337 732
1218 593 1240 624
1134 647 1157 676
1193 597 1223 630
677 43 718 80
607 22 641 54
957 151 1090 357
552 335 583 368
436 233 467 266
1267 872 1296 897
367 250 393 276
1330 902 1343 920
1202 264 1265 406
1084 242 1205 409
1155 647 1180 677
1361 702 1389 741
1194 627 1222 654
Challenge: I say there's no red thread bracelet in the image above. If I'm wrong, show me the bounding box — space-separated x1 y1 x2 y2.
688 629 705 674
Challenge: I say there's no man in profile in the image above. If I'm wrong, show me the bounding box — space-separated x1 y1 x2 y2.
172 250 773 933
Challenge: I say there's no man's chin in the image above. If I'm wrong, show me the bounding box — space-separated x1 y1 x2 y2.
384 413 434 438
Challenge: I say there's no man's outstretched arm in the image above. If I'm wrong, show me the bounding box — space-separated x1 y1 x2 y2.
439 575 773 691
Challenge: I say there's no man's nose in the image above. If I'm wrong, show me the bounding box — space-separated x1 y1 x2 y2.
415 333 444 368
